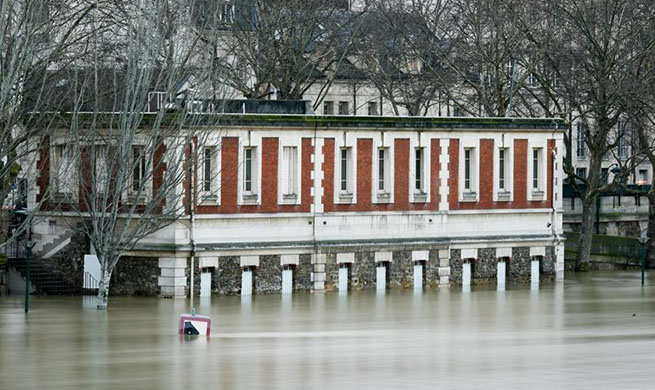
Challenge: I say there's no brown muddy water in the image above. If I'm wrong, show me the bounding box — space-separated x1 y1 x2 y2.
1 271 653 390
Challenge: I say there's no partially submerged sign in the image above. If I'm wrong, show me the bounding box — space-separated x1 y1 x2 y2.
179 313 211 336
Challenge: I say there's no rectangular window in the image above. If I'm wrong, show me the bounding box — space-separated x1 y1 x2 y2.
52 144 75 195
638 169 648 185
528 72 539 88
340 148 349 192
94 146 108 193
244 147 254 193
368 102 378 116
600 167 609 185
576 123 586 158
618 120 628 159
464 148 472 191
576 167 587 180
415 148 424 191
202 147 213 192
338 101 349 115
532 148 541 190
132 146 146 193
378 148 389 193
282 146 297 196
498 148 506 190
323 100 334 115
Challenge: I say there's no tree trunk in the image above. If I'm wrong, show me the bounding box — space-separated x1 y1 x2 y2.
96 266 113 310
575 194 596 271
648 198 655 269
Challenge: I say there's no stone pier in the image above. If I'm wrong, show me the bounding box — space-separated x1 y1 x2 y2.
158 257 187 298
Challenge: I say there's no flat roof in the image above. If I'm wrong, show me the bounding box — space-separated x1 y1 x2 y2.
30 112 567 131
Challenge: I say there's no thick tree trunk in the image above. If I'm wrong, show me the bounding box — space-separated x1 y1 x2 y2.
648 198 655 269
575 195 596 271
96 265 113 310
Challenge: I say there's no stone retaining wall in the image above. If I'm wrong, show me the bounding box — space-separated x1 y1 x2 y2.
214 256 241 295
352 251 376 289
75 245 560 297
111 256 159 296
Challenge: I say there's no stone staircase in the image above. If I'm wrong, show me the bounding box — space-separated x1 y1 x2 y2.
36 231 73 259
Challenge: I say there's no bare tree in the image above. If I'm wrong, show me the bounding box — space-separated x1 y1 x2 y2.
354 0 447 116
524 0 655 270
1 1 95 246
41 0 222 309
195 0 363 101
410 0 535 117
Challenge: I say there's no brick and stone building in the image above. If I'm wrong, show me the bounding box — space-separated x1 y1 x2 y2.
25 113 566 296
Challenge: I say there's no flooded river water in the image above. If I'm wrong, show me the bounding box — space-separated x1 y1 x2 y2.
1 271 653 389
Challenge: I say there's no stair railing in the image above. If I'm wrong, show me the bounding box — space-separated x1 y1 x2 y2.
83 272 100 291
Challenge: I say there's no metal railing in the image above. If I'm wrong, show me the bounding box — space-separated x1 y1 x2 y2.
83 272 100 291
2 240 27 259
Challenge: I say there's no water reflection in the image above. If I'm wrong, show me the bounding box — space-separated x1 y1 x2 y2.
0 271 653 390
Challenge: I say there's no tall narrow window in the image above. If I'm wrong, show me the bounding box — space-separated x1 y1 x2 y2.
282 146 297 196
132 146 146 193
464 148 472 191
415 148 424 191
53 144 75 195
340 148 349 192
244 147 253 193
378 148 389 193
202 148 213 192
498 148 506 190
378 148 385 191
618 120 628 159
532 148 541 190
576 123 586 158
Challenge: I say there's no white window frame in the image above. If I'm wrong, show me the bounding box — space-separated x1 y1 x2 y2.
334 140 357 205
128 145 150 204
50 142 77 200
323 100 334 115
338 101 349 115
412 146 428 203
494 146 513 201
637 168 649 185
239 144 260 205
576 122 586 160
460 145 478 202
279 144 300 204
373 145 393 203
528 144 547 201
199 146 220 204
367 101 378 116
